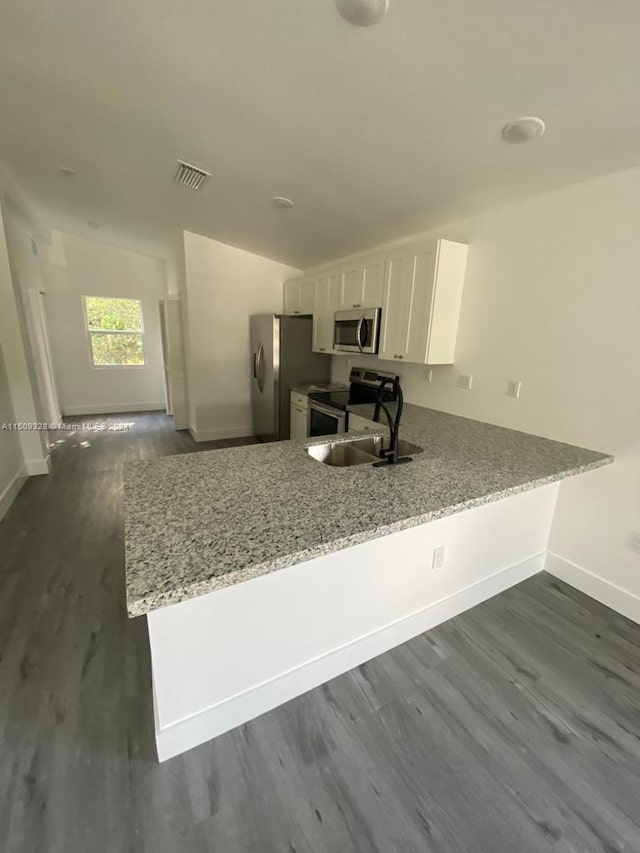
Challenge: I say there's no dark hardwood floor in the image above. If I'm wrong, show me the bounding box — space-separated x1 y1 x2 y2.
0 412 638 853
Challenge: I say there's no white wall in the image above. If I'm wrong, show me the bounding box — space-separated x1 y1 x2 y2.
330 166 640 609
1 198 62 424
149 484 558 760
182 231 299 440
42 231 168 415
0 198 50 476
0 342 27 521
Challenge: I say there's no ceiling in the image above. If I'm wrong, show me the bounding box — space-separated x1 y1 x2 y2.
2 0 640 269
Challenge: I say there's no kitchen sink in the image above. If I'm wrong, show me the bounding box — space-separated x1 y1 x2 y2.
306 436 422 467
395 439 423 457
306 436 383 466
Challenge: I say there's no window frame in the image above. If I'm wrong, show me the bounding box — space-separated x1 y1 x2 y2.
82 295 147 369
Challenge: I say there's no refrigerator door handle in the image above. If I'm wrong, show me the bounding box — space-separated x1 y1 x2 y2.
256 342 265 392
252 351 257 379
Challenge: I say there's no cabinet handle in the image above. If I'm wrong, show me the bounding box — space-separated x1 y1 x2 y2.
398 355 404 360
319 347 326 352
293 310 300 314
353 303 361 308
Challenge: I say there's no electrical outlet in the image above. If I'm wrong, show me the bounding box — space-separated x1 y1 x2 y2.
457 373 473 390
627 532 640 555
507 380 522 399
432 546 446 570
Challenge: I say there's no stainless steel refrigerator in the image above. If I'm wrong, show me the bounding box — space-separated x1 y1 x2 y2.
250 315 331 442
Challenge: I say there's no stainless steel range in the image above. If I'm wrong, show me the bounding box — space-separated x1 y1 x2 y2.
307 367 400 438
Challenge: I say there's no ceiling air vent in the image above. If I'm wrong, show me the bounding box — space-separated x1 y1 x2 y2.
174 160 210 191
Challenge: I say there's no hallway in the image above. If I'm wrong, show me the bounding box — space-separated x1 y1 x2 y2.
0 415 639 853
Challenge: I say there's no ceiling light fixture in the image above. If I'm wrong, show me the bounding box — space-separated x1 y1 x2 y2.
336 0 389 27
501 116 546 144
272 196 295 209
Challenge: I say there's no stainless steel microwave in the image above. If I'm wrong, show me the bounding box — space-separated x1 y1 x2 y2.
333 308 381 354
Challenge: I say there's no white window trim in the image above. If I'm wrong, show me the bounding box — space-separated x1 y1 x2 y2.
82 296 147 369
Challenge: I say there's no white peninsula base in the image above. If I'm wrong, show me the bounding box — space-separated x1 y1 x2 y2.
148 483 559 761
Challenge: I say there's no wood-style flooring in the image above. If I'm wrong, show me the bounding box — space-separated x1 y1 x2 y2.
0 412 638 853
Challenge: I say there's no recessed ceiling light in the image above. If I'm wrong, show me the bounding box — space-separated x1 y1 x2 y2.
88 221 99 229
336 0 389 26
501 116 546 144
59 166 76 177
272 196 295 209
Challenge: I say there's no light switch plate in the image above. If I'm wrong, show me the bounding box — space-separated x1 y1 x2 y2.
432 546 446 570
507 380 522 399
627 532 640 555
457 373 473 390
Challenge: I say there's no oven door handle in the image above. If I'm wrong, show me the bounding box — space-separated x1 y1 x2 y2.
356 315 365 352
309 400 347 433
309 400 342 418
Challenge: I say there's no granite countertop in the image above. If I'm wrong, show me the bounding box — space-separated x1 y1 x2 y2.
124 404 612 617
290 381 348 395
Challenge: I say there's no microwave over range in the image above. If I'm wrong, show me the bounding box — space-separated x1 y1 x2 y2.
333 308 380 355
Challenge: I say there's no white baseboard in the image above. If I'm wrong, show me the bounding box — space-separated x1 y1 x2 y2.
61 402 166 415
155 552 544 761
25 455 51 476
189 425 255 443
0 465 28 522
545 552 640 625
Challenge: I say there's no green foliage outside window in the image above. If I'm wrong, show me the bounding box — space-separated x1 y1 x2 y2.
84 296 145 366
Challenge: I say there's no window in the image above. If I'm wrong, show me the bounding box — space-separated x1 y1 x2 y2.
83 296 145 366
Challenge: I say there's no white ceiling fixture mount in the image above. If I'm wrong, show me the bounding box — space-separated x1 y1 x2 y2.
501 116 546 144
335 0 389 27
174 160 211 190
272 196 295 209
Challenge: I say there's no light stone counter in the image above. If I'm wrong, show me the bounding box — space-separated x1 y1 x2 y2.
289 381 348 395
124 404 612 616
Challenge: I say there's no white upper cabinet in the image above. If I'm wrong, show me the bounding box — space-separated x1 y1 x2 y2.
283 278 315 315
312 269 340 353
379 239 468 365
283 278 301 314
338 254 385 310
300 279 315 314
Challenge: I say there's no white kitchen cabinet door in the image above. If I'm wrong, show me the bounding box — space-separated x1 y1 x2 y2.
283 278 314 315
312 270 340 353
379 244 436 363
283 278 301 314
290 391 309 409
338 255 385 309
289 402 309 441
379 239 467 365
299 280 315 314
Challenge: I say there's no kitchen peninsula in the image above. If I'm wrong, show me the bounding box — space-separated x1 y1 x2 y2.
124 405 612 761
